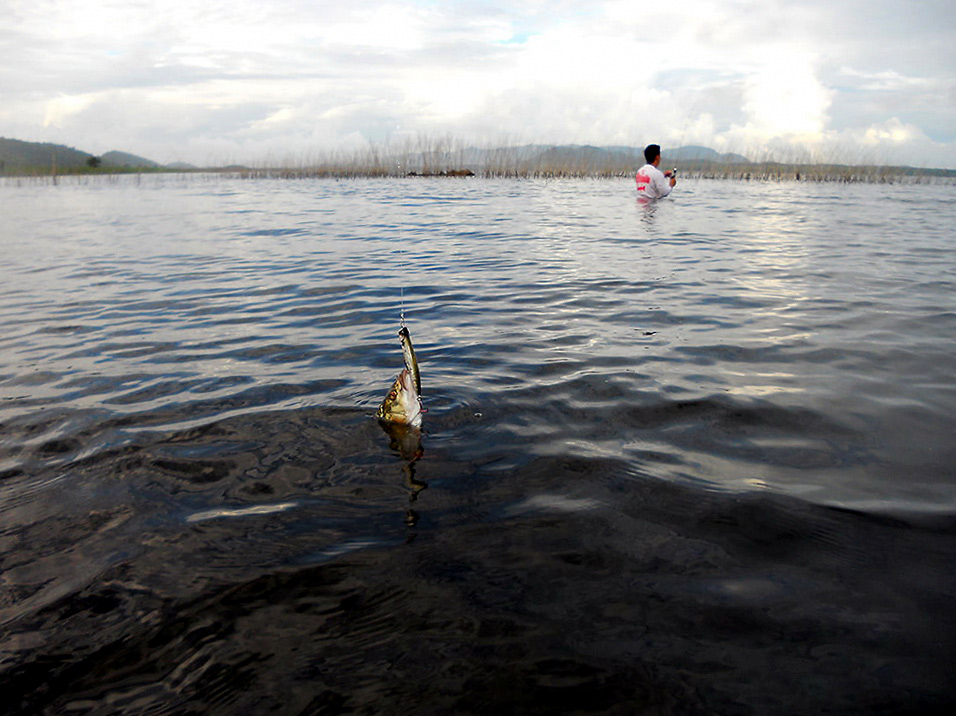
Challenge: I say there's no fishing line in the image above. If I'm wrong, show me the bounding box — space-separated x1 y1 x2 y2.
674 95 703 164
399 234 406 328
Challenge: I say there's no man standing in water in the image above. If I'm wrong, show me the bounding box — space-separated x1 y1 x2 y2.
635 144 677 200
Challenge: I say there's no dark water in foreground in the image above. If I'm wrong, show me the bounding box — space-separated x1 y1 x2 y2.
1 175 954 714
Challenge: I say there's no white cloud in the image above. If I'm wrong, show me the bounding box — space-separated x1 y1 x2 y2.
42 94 95 128
838 67 936 93
863 118 916 145
741 50 834 140
1 0 954 167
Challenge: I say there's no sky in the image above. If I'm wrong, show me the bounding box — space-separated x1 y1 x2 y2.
2 0 955 168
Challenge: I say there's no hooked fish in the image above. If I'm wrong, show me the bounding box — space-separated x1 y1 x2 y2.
399 325 420 395
376 326 424 427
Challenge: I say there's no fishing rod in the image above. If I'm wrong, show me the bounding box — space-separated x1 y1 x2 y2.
672 95 703 170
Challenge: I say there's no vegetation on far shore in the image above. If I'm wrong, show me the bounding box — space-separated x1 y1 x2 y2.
3 135 954 184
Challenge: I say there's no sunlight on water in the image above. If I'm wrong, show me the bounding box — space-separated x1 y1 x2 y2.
185 501 300 523
2 175 954 508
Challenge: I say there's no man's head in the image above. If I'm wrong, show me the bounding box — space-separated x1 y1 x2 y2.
644 144 662 165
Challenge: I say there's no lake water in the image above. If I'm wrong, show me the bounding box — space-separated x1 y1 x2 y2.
2 174 954 714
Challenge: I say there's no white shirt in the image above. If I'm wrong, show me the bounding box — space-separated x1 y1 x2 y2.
635 163 673 199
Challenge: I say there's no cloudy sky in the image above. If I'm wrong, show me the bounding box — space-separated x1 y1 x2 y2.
3 0 954 167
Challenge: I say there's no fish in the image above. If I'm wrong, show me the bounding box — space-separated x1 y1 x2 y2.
376 326 424 427
399 326 421 395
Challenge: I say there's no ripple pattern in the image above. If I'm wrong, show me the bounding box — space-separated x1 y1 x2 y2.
1 175 955 713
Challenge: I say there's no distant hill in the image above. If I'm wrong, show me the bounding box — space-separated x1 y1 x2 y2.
101 150 160 168
534 145 641 171
529 144 750 164
522 144 750 173
530 144 750 167
665 145 749 163
0 137 93 171
0 137 163 173
441 144 743 176
1 136 753 175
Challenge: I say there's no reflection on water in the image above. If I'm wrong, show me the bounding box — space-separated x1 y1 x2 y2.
379 420 427 529
1 175 954 713
185 501 300 523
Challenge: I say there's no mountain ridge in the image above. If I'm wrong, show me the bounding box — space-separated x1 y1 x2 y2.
0 137 164 172
1 136 750 173
101 150 160 168
2 136 952 179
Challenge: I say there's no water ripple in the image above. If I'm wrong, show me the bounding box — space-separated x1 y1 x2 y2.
1 176 955 713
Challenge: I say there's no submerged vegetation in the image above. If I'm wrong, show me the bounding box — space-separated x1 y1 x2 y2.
196 137 956 184
3 135 954 184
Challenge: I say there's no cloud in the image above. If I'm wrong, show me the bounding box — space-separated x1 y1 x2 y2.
826 67 956 144
42 94 96 128
863 118 916 145
740 50 834 140
1 0 954 167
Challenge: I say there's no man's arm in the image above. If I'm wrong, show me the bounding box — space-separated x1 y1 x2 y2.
655 170 673 197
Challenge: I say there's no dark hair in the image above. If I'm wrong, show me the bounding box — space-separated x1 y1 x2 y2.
644 144 661 164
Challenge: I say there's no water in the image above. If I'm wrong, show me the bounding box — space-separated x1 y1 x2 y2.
1 175 954 714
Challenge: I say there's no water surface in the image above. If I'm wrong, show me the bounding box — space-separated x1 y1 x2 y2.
2 175 954 714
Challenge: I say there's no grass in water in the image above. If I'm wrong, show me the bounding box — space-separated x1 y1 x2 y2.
3 135 954 184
